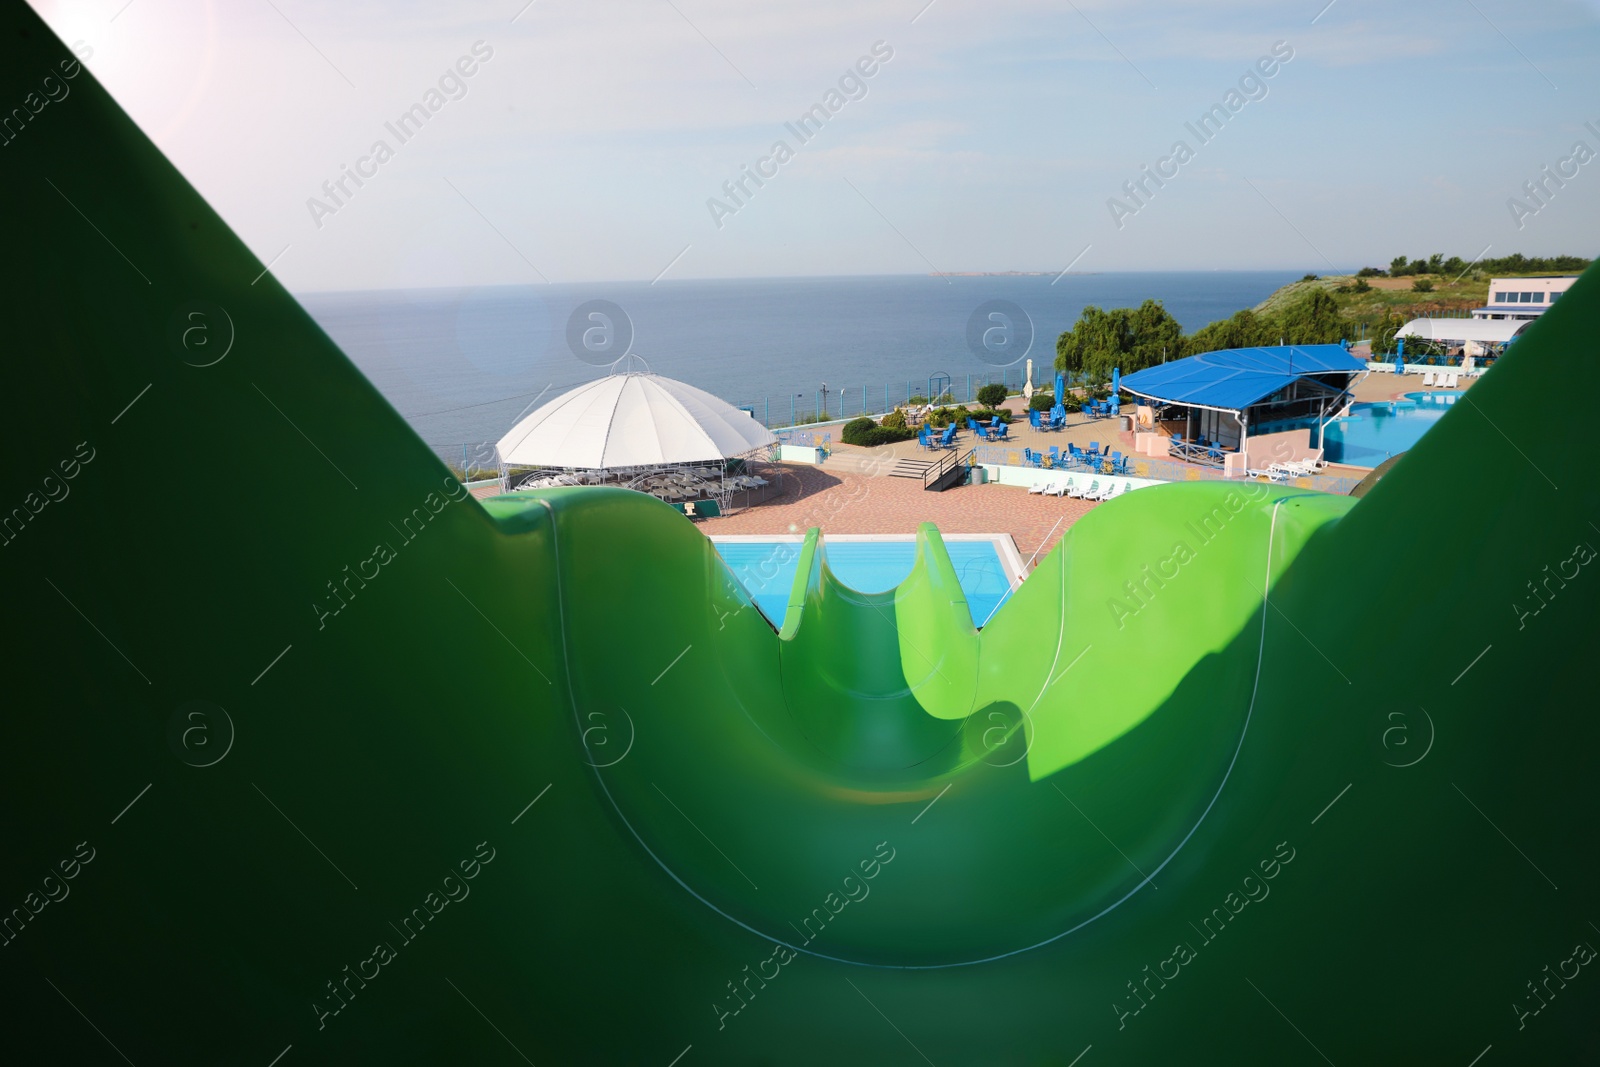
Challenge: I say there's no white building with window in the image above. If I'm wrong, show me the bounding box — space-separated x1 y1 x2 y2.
1471 276 1578 320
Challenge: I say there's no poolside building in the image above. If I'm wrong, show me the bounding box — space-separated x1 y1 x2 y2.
1120 344 1368 475
1471 276 1578 321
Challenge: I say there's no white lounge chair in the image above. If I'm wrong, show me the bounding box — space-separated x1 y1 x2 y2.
1028 480 1048 495
1421 371 1435 387
1071 479 1098 500
1045 479 1070 497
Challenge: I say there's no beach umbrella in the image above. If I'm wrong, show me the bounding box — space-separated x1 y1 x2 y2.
1054 371 1064 405
1110 366 1121 412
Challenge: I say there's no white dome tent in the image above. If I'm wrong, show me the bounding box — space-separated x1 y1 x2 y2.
494 369 778 512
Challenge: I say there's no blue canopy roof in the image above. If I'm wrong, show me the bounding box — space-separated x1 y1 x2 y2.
1118 345 1367 411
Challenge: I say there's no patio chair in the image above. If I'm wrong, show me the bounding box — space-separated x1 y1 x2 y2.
1069 478 1097 499
1028 478 1048 494
1047 446 1061 468
1029 409 1042 430
990 422 1009 440
1421 370 1435 387
1086 481 1114 501
1044 479 1070 497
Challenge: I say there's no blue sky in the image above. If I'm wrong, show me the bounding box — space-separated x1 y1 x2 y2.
29 0 1600 288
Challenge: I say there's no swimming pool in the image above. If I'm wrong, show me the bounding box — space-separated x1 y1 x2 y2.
712 536 1020 628
1323 391 1461 467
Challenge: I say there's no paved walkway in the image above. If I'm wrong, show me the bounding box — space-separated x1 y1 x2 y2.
700 464 1093 567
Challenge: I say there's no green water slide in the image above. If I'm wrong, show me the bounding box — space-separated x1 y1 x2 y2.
3 9 1599 1063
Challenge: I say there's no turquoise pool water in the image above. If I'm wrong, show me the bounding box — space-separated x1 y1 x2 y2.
713 539 1014 628
1323 391 1461 467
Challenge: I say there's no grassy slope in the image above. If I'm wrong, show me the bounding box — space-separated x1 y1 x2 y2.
1251 270 1578 326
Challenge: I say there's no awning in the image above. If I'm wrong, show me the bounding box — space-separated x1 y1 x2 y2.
1118 345 1367 411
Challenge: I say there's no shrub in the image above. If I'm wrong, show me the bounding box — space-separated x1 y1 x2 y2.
976 383 1008 408
907 394 929 405
841 416 918 447
1301 273 1319 282
1412 279 1435 292
1028 393 1056 412
881 408 908 430
924 405 972 428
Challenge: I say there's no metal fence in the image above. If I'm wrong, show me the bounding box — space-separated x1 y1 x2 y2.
738 364 1056 430
969 445 1364 495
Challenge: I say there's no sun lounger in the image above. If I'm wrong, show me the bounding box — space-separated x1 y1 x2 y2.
1028 480 1048 494
1069 478 1097 499
1044 479 1070 497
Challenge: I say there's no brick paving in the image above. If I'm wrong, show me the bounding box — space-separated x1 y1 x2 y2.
700 463 1096 567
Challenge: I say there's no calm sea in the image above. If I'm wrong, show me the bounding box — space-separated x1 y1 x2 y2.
295 272 1304 466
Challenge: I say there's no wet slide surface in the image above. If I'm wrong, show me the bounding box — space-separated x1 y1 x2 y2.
3 9 1600 1064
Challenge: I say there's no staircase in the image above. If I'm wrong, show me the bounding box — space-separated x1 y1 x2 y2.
922 449 975 492
890 457 934 479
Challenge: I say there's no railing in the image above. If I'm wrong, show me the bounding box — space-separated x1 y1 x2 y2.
923 448 974 491
968 444 1365 495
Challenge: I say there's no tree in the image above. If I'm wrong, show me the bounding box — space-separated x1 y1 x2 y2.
1186 309 1276 354
1055 299 1183 380
1426 253 1444 274
1275 289 1353 344
1370 309 1409 355
1055 305 1128 380
1389 255 1410 275
1126 299 1184 372
976 383 1007 408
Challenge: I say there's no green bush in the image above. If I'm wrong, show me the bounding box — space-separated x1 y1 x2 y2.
1412 278 1435 292
1028 393 1056 412
923 405 972 428
841 416 918 447
881 408 909 430
970 408 1012 424
976 383 1008 408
